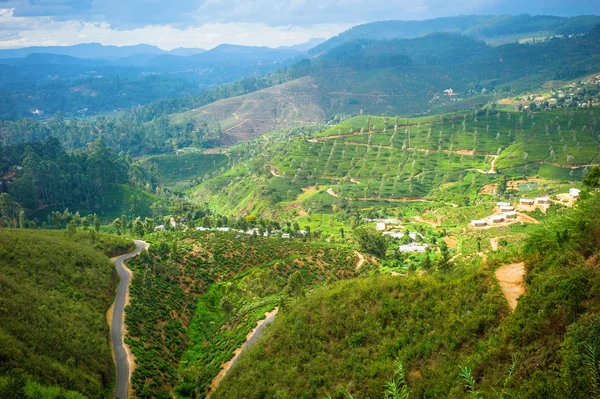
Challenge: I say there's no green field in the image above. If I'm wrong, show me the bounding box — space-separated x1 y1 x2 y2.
142 152 229 191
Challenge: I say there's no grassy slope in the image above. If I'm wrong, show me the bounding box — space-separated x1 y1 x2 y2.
0 229 133 398
193 109 598 219
124 231 366 398
210 194 600 399
31 183 159 223
141 153 228 192
170 78 327 145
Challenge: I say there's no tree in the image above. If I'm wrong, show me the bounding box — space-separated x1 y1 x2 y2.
18 210 25 229
112 218 122 235
353 226 387 258
93 214 101 232
145 218 155 233
285 271 305 300
437 241 452 271
132 217 145 237
584 166 600 189
66 220 77 236
421 247 433 270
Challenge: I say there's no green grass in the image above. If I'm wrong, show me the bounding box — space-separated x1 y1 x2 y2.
0 229 133 398
142 153 228 191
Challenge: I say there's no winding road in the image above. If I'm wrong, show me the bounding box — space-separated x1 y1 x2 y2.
111 240 148 399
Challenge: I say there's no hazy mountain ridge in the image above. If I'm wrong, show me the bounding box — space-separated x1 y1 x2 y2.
310 14 600 54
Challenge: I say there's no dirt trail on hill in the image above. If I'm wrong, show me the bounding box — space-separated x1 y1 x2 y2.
490 236 504 251
208 308 279 397
355 251 365 271
495 262 526 311
270 166 282 177
412 215 441 227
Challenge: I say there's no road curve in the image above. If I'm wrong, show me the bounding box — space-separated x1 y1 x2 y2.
111 240 148 399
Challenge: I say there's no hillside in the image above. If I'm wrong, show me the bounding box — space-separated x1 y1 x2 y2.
310 14 600 54
171 77 327 145
175 27 600 145
0 229 133 398
213 192 600 399
192 107 599 218
123 230 370 398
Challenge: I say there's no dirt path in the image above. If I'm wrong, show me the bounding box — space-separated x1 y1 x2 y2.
488 155 498 174
355 251 365 271
412 215 442 227
490 236 504 251
270 166 282 177
208 307 279 397
495 262 526 311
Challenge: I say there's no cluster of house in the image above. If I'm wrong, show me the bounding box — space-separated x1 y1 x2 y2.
471 201 521 227
380 230 429 253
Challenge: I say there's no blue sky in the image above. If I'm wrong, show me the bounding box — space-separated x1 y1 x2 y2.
0 0 598 49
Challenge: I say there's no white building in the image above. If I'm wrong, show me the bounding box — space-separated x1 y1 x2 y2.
500 205 514 212
569 188 581 198
536 197 550 204
497 202 511 207
520 198 535 205
504 211 518 220
376 222 386 231
471 220 487 227
383 231 424 240
490 215 505 224
398 243 429 253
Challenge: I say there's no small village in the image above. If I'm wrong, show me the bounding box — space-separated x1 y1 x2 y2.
471 188 580 229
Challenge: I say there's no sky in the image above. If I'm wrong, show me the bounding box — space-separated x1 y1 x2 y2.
0 0 598 50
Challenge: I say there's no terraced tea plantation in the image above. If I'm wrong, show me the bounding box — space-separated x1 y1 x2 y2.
195 109 598 217
124 230 366 398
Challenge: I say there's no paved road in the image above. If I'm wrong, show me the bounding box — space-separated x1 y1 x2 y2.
228 310 277 371
111 240 147 399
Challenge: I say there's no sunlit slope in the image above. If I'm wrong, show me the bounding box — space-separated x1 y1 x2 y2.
193 109 599 216
171 77 327 145
214 195 600 399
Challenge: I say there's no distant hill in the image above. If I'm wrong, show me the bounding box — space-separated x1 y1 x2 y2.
0 42 165 60
310 14 600 54
168 47 206 56
145 44 300 69
174 27 600 144
281 38 328 52
0 53 111 67
171 77 326 145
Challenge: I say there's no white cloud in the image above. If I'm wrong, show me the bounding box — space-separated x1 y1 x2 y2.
0 8 352 49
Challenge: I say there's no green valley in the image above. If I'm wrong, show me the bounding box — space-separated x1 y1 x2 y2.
2 11 600 399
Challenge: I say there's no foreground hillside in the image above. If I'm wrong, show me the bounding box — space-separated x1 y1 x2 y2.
214 194 600 398
0 230 133 398
124 230 370 398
